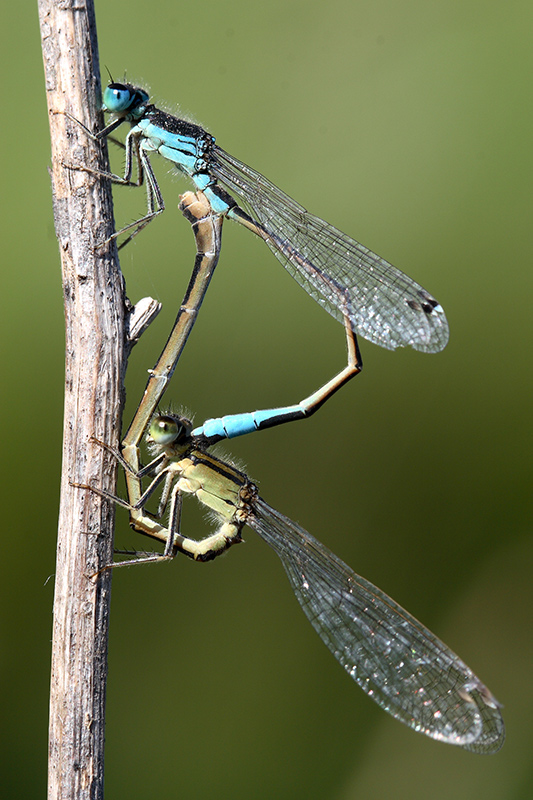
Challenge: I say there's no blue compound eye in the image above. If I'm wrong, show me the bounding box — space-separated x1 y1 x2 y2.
102 83 135 113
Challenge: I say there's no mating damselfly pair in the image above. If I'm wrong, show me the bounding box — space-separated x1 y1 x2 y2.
71 82 503 753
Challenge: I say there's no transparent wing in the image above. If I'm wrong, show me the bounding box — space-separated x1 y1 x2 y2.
211 147 449 353
248 498 504 752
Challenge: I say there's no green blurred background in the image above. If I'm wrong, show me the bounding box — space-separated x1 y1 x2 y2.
2 1 532 797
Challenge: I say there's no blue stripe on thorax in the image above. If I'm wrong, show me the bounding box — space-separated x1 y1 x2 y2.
135 112 238 215
136 110 214 176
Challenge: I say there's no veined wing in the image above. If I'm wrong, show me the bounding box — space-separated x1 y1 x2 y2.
248 498 503 752
211 147 449 353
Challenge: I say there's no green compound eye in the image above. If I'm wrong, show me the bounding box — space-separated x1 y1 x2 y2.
149 415 185 445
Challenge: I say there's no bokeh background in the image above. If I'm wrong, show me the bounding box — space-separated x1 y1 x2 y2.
2 2 532 798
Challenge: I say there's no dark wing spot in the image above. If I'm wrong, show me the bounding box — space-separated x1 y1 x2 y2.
407 291 440 316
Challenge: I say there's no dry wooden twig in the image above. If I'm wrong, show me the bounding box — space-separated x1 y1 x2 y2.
38 2 125 798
